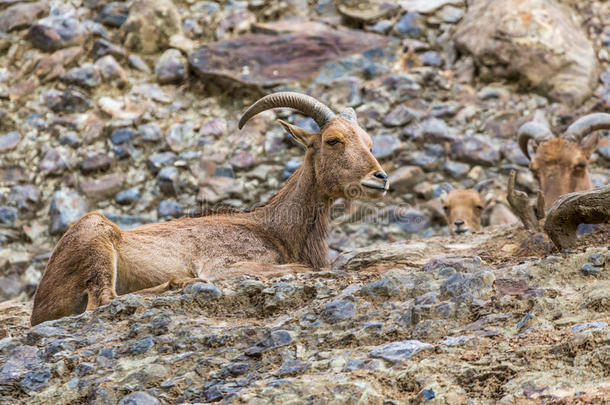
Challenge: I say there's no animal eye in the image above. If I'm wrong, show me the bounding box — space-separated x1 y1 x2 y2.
475 205 483 211
443 206 449 212
326 139 341 146
574 163 586 170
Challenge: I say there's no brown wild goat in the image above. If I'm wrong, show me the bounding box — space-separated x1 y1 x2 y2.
441 189 485 235
518 113 610 209
31 92 389 326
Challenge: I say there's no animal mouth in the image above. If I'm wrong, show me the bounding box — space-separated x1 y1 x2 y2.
454 228 469 234
360 180 389 191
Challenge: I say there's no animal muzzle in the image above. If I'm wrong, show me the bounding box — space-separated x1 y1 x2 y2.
453 219 469 235
360 171 389 195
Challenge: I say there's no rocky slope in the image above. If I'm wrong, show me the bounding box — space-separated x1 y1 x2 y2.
0 0 609 403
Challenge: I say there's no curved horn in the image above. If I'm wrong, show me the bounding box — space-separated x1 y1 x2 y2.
339 107 357 123
238 92 335 130
517 122 554 160
564 113 610 143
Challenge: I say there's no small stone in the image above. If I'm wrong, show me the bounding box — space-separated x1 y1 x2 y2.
420 51 443 67
0 132 20 152
0 206 17 226
0 2 49 33
156 167 179 196
122 0 182 54
282 159 301 180
115 188 140 205
44 89 91 114
80 174 125 199
118 391 160 405
588 253 605 267
155 49 187 84
60 132 81 148
129 336 154 355
581 263 601 276
95 55 128 86
148 152 177 173
393 12 422 38
199 118 227 138
39 148 74 174
97 2 128 27
111 127 137 145
183 282 222 306
277 360 309 377
371 134 401 159
388 166 424 194
158 200 182 218
18 369 50 392
421 118 453 142
62 64 101 88
81 152 114 173
389 207 430 234
75 362 95 377
138 123 162 142
370 340 432 363
451 136 500 166
230 150 257 170
128 55 151 73
382 104 416 127
92 38 125 59
245 330 293 355
49 190 88 235
321 299 355 323
8 185 40 211
214 165 235 178
443 160 470 178
28 16 87 51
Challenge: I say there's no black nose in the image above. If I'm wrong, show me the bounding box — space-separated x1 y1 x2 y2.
454 220 464 227
373 171 387 181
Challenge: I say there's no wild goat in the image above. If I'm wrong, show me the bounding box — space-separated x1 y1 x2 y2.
518 113 610 209
441 182 517 235
31 92 389 326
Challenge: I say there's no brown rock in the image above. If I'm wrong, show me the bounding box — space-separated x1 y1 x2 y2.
121 0 182 54
388 166 424 194
0 2 48 33
80 173 125 199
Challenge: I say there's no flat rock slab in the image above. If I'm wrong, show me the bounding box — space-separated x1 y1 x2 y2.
188 22 393 88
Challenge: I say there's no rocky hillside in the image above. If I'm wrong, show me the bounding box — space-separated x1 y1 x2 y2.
0 0 609 403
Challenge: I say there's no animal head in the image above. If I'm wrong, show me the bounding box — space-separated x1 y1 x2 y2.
441 188 485 235
239 92 388 200
518 113 609 209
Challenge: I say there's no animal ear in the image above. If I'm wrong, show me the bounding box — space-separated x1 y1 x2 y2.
439 190 448 204
278 120 315 148
531 140 539 154
580 133 599 158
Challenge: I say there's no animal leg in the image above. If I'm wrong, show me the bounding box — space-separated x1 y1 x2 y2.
85 244 119 311
131 277 205 296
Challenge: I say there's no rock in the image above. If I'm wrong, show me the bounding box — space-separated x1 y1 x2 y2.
128 55 151 73
183 282 222 305
382 104 416 127
371 134 401 159
81 152 114 173
199 118 227 139
581 263 601 276
245 330 293 355
451 136 500 166
8 185 40 211
0 206 17 225
393 12 422 38
138 123 162 142
455 0 597 106
443 161 470 178
336 0 400 23
122 0 183 54
369 340 433 363
189 23 393 87
501 140 529 166
0 2 48 33
388 166 424 194
420 51 443 67
158 200 182 218
230 150 257 170
97 2 129 27
18 369 50 392
165 123 195 153
399 0 463 13
148 152 177 173
28 15 87 52
92 38 126 59
95 55 128 86
39 148 75 174
421 118 454 142
440 271 495 298
118 391 160 405
155 49 187 84
111 128 137 145
62 64 101 89
388 207 430 233
115 188 140 205
282 159 301 180
0 132 20 152
75 362 95 376
80 174 125 199
43 89 91 114
156 167 178 195
49 190 88 235
321 299 355 323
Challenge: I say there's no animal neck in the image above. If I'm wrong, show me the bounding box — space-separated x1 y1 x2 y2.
255 155 333 269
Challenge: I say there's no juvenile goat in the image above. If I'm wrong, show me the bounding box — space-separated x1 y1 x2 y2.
518 113 610 209
31 92 389 326
441 189 485 235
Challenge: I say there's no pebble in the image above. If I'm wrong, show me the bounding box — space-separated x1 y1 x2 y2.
382 104 416 127
0 206 17 226
128 55 151 73
62 64 101 88
148 152 177 173
156 167 179 196
451 136 500 166
138 123 163 142
92 38 125 59
81 152 114 173
371 134 401 159
580 263 601 276
115 188 140 205
0 132 21 152
393 12 422 38
80 174 125 199
28 16 87 51
95 55 128 86
369 340 432 363
158 200 183 218
388 166 424 194
97 2 128 27
118 391 160 405
44 89 91 114
111 127 137 145
321 299 355 323
8 185 40 211
155 49 187 84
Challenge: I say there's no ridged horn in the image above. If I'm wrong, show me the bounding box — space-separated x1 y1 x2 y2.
564 113 610 143
517 122 554 161
238 92 335 130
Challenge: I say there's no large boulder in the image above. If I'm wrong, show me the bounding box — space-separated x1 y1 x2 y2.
454 0 597 106
121 0 182 54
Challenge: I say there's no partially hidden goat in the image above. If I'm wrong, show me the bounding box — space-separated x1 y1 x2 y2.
31 92 389 326
518 113 610 209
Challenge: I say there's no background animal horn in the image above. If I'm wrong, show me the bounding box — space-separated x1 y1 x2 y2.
339 107 357 123
564 113 610 143
517 122 554 160
239 92 335 130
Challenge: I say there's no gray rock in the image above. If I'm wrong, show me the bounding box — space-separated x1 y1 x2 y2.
581 263 601 276
8 185 40 211
44 89 91 113
183 282 222 305
156 167 179 196
92 38 126 59
0 2 49 33
18 368 50 392
388 166 424 194
95 55 128 86
451 136 500 166
97 2 128 27
0 206 17 225
118 391 160 405
148 152 177 173
28 15 87 51
382 104 416 127
371 134 401 159
0 132 20 152
420 51 443 67
440 271 495 298
49 190 88 235
158 200 182 218
155 49 187 84
115 187 140 205
128 54 151 73
393 12 422 38
81 152 114 173
245 330 293 355
321 299 355 323
443 161 470 178
138 123 162 142
369 340 432 363
128 335 154 355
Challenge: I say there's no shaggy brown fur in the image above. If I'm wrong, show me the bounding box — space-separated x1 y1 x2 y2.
31 116 388 326
442 189 485 235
